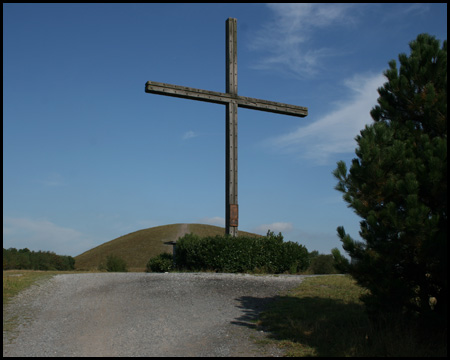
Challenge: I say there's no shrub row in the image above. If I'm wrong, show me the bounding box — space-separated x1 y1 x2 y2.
169 232 309 274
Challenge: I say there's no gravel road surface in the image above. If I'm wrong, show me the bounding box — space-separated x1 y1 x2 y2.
3 272 310 357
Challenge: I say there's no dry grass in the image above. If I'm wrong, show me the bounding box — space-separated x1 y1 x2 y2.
3 270 97 304
3 270 53 304
3 270 97 340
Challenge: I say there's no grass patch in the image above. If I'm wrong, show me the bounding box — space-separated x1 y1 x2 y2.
3 269 102 304
3 270 59 305
3 270 65 338
3 270 100 340
257 275 446 357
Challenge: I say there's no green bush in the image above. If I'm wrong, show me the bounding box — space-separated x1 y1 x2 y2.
174 231 309 274
105 254 128 272
146 253 174 272
331 247 350 273
308 254 337 274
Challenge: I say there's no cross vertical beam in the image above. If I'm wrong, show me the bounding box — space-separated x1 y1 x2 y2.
145 18 308 238
226 18 238 236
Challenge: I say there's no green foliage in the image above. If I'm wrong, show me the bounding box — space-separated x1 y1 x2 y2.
307 250 319 262
146 253 174 272
333 34 447 329
3 247 75 271
174 231 309 274
331 247 350 274
306 249 349 274
308 254 338 274
105 254 128 272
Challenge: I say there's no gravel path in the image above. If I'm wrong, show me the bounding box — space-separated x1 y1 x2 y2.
3 272 310 357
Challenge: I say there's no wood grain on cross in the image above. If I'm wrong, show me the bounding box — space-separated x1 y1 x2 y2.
145 18 308 236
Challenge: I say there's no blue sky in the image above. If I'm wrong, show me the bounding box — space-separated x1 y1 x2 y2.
3 3 447 257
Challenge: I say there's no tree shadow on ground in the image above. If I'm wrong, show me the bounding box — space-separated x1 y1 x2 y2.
230 296 276 329
232 295 370 357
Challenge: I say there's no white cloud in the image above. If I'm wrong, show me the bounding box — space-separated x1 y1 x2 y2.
3 217 96 256
253 222 293 235
268 72 385 164
182 130 198 140
249 3 358 78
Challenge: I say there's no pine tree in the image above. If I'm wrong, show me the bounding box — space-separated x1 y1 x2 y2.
333 34 447 327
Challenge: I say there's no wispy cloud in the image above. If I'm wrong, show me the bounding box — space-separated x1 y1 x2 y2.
182 130 198 140
379 3 430 23
401 3 430 15
249 3 358 78
253 222 293 235
3 217 96 256
268 72 385 164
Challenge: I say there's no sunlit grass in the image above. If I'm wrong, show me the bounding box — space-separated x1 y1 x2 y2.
3 269 102 338
3 270 98 304
3 270 56 304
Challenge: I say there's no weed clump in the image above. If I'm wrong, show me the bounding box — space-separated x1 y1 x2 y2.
105 255 128 272
146 253 174 272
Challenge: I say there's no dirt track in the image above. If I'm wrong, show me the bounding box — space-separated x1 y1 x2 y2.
3 272 310 357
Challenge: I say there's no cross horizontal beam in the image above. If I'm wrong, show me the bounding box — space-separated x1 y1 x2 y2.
145 81 308 118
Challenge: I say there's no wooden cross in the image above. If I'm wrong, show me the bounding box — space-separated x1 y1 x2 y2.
145 18 308 237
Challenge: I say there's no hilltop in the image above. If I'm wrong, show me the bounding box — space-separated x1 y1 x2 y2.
74 223 261 271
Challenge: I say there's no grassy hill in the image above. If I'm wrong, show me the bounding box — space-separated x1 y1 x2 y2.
74 223 261 271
